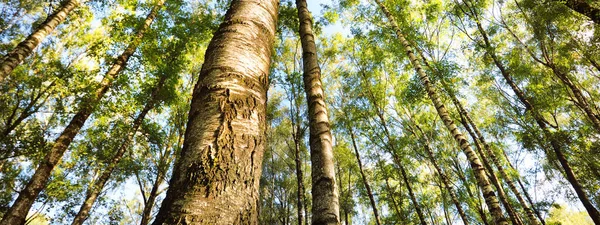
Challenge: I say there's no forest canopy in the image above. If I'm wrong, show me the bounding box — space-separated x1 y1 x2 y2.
0 0 599 224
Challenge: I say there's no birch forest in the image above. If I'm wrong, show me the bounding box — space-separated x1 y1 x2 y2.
0 0 599 224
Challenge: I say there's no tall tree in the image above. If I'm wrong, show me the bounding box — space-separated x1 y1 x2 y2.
296 0 341 224
70 58 167 225
150 0 279 223
454 1 600 222
347 127 382 225
0 1 162 223
0 0 79 82
403 115 471 225
374 0 508 224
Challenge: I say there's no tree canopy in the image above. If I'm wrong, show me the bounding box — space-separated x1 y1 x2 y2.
0 0 599 224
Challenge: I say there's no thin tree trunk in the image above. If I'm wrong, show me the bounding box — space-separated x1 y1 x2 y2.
549 66 600 133
347 129 382 225
150 0 278 223
396 161 427 225
469 4 600 223
448 89 541 225
417 46 542 225
71 67 167 225
140 125 183 225
458 107 523 225
373 1 508 224
0 1 161 223
502 151 547 225
554 0 600 24
453 158 491 225
405 122 470 225
140 167 166 225
0 0 79 82
296 0 340 224
440 185 453 225
385 177 403 220
294 125 305 225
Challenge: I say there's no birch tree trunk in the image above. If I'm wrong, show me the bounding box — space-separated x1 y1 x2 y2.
150 0 278 223
139 169 166 225
293 122 306 225
396 159 427 225
0 0 79 82
405 121 470 225
0 1 161 224
296 0 340 224
548 66 600 133
347 129 382 225
374 1 508 224
71 66 167 225
468 3 600 222
451 92 540 225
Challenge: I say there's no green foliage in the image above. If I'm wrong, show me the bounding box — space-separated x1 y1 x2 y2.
1 0 599 223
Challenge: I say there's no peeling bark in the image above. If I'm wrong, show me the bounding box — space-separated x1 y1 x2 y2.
296 0 340 224
0 1 161 224
0 0 79 82
374 1 508 224
150 0 278 224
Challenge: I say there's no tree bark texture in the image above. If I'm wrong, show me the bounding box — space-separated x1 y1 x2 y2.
0 1 161 224
373 1 508 224
150 0 278 224
0 0 79 82
470 7 600 223
296 0 340 224
348 129 382 225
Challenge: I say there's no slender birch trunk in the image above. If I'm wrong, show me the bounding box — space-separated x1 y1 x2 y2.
0 1 161 223
458 109 523 225
347 129 382 225
405 121 470 225
150 0 278 223
453 158 491 225
467 3 600 222
71 69 167 225
294 124 306 225
139 169 166 225
385 177 403 220
451 92 541 225
0 0 79 82
296 0 340 223
374 1 508 224
396 160 427 225
417 46 541 224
